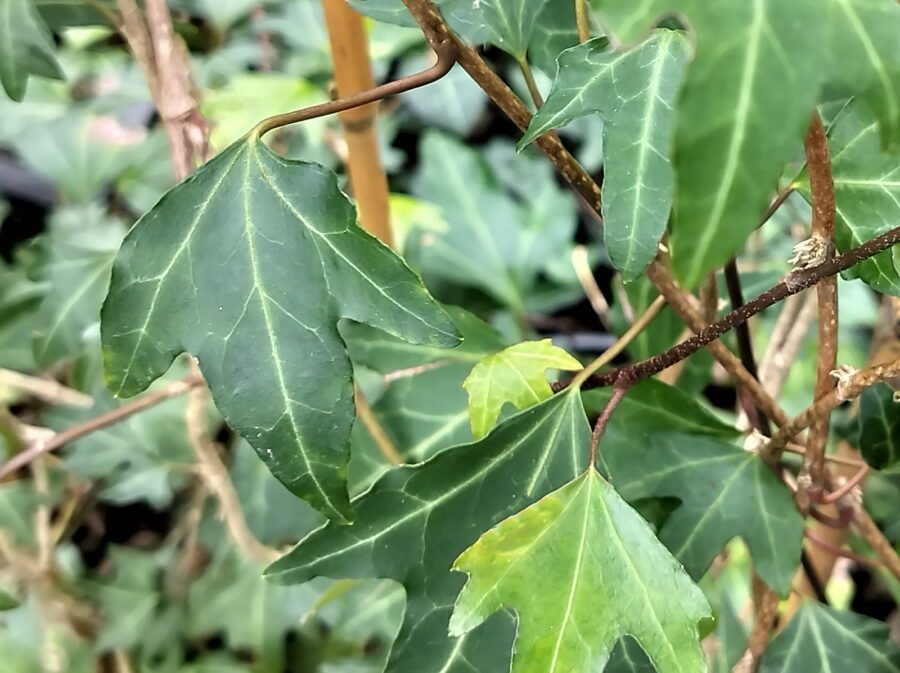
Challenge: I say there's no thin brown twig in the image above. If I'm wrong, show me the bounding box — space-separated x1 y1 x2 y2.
764 357 900 459
517 57 544 108
782 443 867 469
803 529 881 569
571 246 611 327
252 39 457 138
572 230 900 393
588 382 629 466
850 499 900 581
0 374 202 480
732 579 779 673
758 293 817 397
0 369 92 407
821 465 869 504
803 110 838 489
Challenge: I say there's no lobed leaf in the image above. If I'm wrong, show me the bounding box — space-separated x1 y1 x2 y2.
759 602 900 672
267 390 590 673
451 468 710 673
463 339 580 438
603 433 804 595
100 136 460 521
521 31 690 280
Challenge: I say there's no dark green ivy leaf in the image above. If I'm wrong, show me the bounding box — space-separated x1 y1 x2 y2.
858 383 900 472
267 390 590 673
589 0 900 287
0 0 64 101
521 31 689 281
101 136 460 521
0 589 17 610
759 602 900 672
603 433 803 596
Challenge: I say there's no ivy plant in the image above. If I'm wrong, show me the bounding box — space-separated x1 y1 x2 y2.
0 0 899 672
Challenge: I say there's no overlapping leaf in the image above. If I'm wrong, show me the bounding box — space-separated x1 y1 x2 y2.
463 340 580 438
100 136 460 521
797 101 900 295
857 383 900 472
345 307 506 492
450 468 710 673
0 0 63 101
479 0 551 60
602 433 803 595
521 31 689 280
267 390 590 673
759 602 900 672
589 0 900 287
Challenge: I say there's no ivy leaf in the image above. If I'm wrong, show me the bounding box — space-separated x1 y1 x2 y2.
479 0 551 60
0 0 63 101
464 340 580 439
521 31 690 281
589 0 828 287
33 205 123 367
759 602 900 672
797 101 900 295
33 0 114 28
824 0 900 150
267 390 590 673
858 383 900 472
603 433 803 595
101 136 460 521
450 468 710 673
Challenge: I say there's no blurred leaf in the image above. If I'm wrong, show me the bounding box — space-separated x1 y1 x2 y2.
388 194 447 253
0 481 42 548
0 0 64 101
49 357 195 509
759 602 900 672
201 73 326 150
797 101 900 295
101 137 459 521
33 204 123 367
858 383 900 472
411 131 579 315
230 439 325 546
450 468 710 673
522 31 689 280
0 589 18 610
12 112 134 204
0 260 45 370
34 0 114 28
267 391 591 673
603 433 804 596
400 56 488 137
463 340 580 438
187 544 318 669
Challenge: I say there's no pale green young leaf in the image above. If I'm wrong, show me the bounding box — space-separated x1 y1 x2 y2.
603 433 803 596
100 136 460 522
521 31 689 280
759 602 900 672
463 340 580 439
796 101 900 295
0 0 63 101
267 390 591 673
450 468 710 673
857 383 900 472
